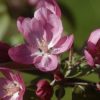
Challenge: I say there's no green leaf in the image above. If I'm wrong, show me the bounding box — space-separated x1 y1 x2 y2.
21 72 37 85
79 73 100 83
52 87 73 100
62 87 73 100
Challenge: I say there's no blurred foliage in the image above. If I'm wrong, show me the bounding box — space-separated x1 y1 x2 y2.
0 0 10 39
0 0 100 100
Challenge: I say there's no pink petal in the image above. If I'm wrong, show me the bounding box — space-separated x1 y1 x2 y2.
51 35 74 54
84 50 95 67
0 78 10 98
17 17 43 46
33 56 42 64
0 67 15 81
34 55 58 72
17 17 34 44
17 17 25 33
34 7 63 45
8 44 36 64
52 0 61 17
3 96 13 100
48 13 63 47
34 7 51 25
36 0 61 17
30 18 44 40
87 41 96 56
88 29 100 45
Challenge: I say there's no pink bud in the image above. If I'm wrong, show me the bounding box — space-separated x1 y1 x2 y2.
84 29 100 67
53 68 64 81
54 72 64 81
36 80 53 100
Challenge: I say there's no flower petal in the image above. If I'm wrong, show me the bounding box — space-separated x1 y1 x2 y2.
0 78 10 98
51 35 74 54
17 17 34 44
0 67 15 81
87 41 97 56
17 17 25 33
88 29 100 45
48 13 63 47
30 18 44 41
34 7 63 45
84 50 95 67
34 54 58 72
17 17 44 46
8 44 36 64
36 0 61 17
52 0 61 17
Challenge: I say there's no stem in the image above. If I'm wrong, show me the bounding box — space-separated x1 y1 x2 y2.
64 69 71 77
66 71 82 78
58 78 96 87
69 48 73 64
65 49 73 77
0 62 35 70
67 82 89 86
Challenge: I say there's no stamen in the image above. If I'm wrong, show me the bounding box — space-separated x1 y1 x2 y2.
37 38 48 53
3 82 20 98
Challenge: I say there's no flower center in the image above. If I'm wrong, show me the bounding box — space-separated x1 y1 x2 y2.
37 39 49 53
3 81 20 98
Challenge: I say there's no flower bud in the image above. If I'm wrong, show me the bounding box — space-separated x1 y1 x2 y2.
54 70 64 81
84 29 100 67
36 79 53 100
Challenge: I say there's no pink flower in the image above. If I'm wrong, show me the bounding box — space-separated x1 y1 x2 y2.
36 79 53 100
0 67 25 100
8 8 74 72
28 0 61 17
0 41 11 63
84 29 100 67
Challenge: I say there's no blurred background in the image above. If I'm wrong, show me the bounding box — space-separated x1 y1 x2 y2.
0 0 100 99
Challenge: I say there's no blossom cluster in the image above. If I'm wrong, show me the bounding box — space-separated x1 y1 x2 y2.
0 0 100 100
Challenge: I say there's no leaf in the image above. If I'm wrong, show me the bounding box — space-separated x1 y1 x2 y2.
62 87 73 100
21 72 35 85
73 85 100 100
79 73 100 83
55 87 65 99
